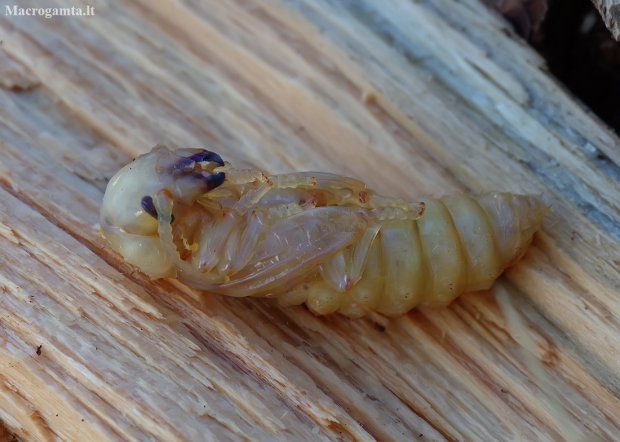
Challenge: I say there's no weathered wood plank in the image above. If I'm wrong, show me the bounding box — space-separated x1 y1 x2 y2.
0 0 619 440
592 0 620 40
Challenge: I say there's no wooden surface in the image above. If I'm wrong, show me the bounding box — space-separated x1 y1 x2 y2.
592 0 620 40
0 0 619 440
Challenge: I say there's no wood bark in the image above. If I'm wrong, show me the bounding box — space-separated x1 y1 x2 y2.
0 0 619 440
591 0 620 40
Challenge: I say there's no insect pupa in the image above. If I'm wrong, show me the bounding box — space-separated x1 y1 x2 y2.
100 145 547 318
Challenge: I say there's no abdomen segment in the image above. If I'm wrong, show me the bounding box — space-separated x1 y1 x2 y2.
290 193 546 318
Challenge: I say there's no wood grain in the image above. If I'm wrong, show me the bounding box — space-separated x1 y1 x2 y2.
592 0 620 40
0 0 619 440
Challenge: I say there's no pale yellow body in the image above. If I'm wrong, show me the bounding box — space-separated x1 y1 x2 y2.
100 146 546 318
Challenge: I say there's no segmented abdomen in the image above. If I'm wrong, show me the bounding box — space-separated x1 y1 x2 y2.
100 147 546 318
281 193 546 318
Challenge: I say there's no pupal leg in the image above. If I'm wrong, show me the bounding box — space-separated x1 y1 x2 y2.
193 210 242 273
265 200 318 221
218 168 275 216
269 172 425 219
232 179 273 215
219 168 267 186
154 190 226 285
218 210 266 276
319 222 380 291
198 203 291 278
271 172 366 191
357 190 425 221
270 172 367 205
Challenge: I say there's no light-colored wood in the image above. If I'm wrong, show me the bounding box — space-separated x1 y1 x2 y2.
0 0 619 440
592 0 620 40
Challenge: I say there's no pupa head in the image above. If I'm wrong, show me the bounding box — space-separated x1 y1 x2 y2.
99 145 226 277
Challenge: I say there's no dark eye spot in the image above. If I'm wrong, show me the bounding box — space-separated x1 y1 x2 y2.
174 150 225 170
204 172 226 191
141 196 158 218
141 196 174 223
189 150 225 166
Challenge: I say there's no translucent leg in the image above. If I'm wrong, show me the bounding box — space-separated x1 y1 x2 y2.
219 168 274 216
270 172 367 205
269 171 367 190
219 211 266 275
319 223 380 292
269 172 425 218
358 190 426 220
154 190 226 286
